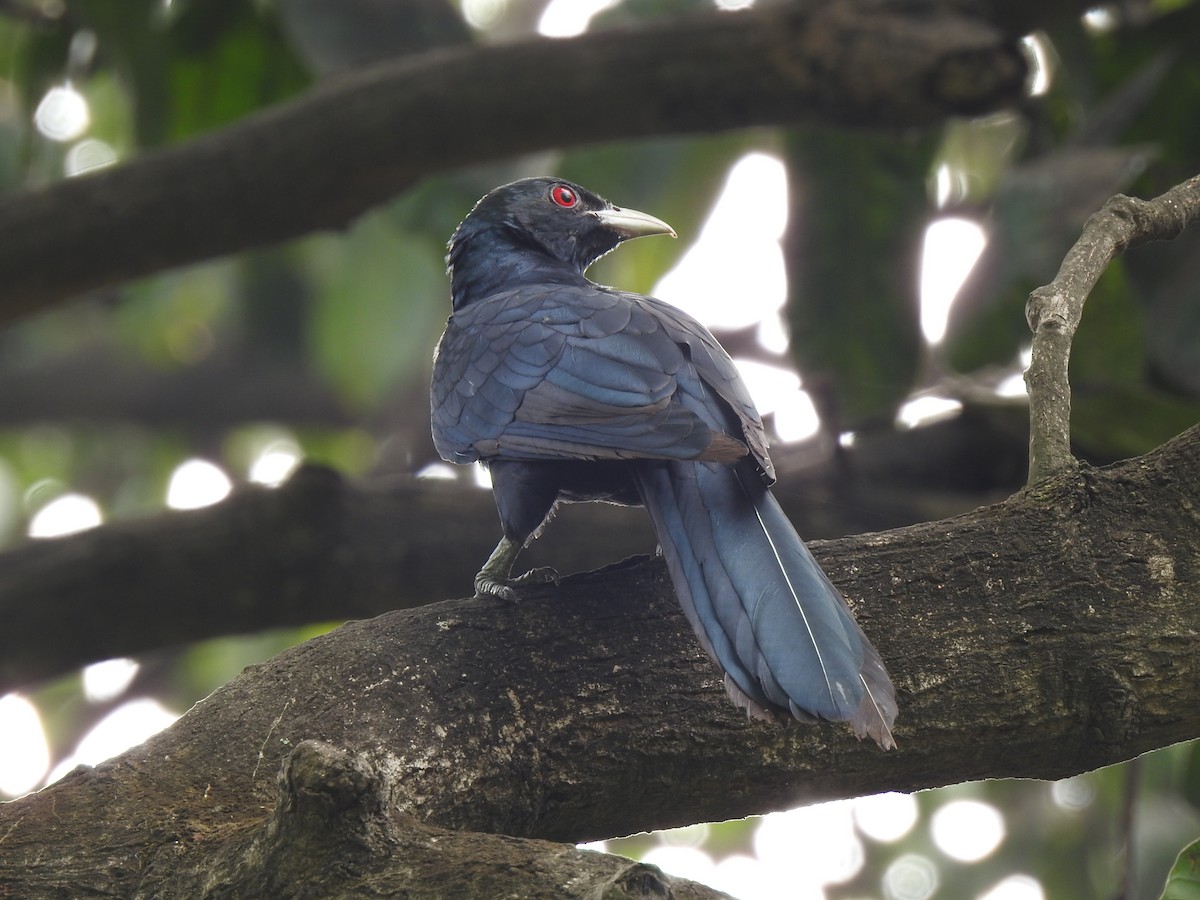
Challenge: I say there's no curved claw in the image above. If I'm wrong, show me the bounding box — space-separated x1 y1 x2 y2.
474 566 560 603
472 536 560 603
474 573 520 604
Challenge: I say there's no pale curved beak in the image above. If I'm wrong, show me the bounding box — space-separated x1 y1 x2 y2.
591 206 677 240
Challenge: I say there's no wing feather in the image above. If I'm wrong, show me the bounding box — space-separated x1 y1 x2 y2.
431 285 753 466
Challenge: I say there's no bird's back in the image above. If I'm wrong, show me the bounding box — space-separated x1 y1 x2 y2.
432 283 760 471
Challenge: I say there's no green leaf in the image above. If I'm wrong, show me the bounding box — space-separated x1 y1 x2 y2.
1161 836 1200 900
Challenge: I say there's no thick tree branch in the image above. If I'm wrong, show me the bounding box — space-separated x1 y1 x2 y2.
1 733 729 898
1024 173 1200 483
2 423 1198 895
0 3 1025 324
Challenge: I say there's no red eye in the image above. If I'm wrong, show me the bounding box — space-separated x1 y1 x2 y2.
550 184 578 208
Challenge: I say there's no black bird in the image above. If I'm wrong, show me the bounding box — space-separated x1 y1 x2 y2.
431 178 897 748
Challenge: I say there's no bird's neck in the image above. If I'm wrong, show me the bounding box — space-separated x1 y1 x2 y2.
449 235 590 310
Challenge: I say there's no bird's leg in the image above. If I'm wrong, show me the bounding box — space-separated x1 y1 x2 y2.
473 536 559 603
474 536 522 601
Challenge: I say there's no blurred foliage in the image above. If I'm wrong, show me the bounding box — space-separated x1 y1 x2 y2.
599 744 1200 898
0 1 1199 898
305 209 447 410
784 127 933 428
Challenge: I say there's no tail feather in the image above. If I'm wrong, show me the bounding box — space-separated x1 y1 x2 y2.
634 459 897 749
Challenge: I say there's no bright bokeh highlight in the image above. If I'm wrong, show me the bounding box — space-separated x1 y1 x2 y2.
995 345 1035 399
1083 7 1117 33
639 845 716 887
980 874 1045 900
996 372 1028 398
472 461 493 489
461 0 507 30
756 312 790 354
730 359 800 416
711 853 825 900
65 137 117 176
896 395 963 429
772 385 820 443
755 800 864 888
0 694 50 797
248 440 302 486
931 799 1005 862
166 458 233 509
34 83 89 141
933 162 969 209
537 0 619 37
1051 774 1096 811
655 153 788 331
919 217 987 344
83 658 140 704
1019 33 1054 96
884 853 940 900
28 492 103 538
416 462 457 480
732 358 822 442
854 791 920 842
46 699 179 786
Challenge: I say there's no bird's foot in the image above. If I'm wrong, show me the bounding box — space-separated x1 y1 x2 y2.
473 566 560 603
474 574 519 603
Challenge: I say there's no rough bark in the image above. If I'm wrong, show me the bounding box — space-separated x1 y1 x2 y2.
2 422 1198 896
1 739 730 899
0 2 1026 324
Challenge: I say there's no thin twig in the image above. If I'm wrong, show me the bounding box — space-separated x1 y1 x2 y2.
1024 173 1200 484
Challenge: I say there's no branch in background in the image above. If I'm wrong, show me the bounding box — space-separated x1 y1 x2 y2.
1024 172 1200 483
0 410 1032 692
0 466 657 691
0 345 351 431
0 3 1025 324
1 423 1198 895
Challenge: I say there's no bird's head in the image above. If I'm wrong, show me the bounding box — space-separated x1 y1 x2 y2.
447 177 675 309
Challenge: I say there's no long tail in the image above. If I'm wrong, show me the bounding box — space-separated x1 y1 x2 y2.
633 459 897 749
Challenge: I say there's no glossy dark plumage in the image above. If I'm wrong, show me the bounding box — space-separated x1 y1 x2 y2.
430 177 897 747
